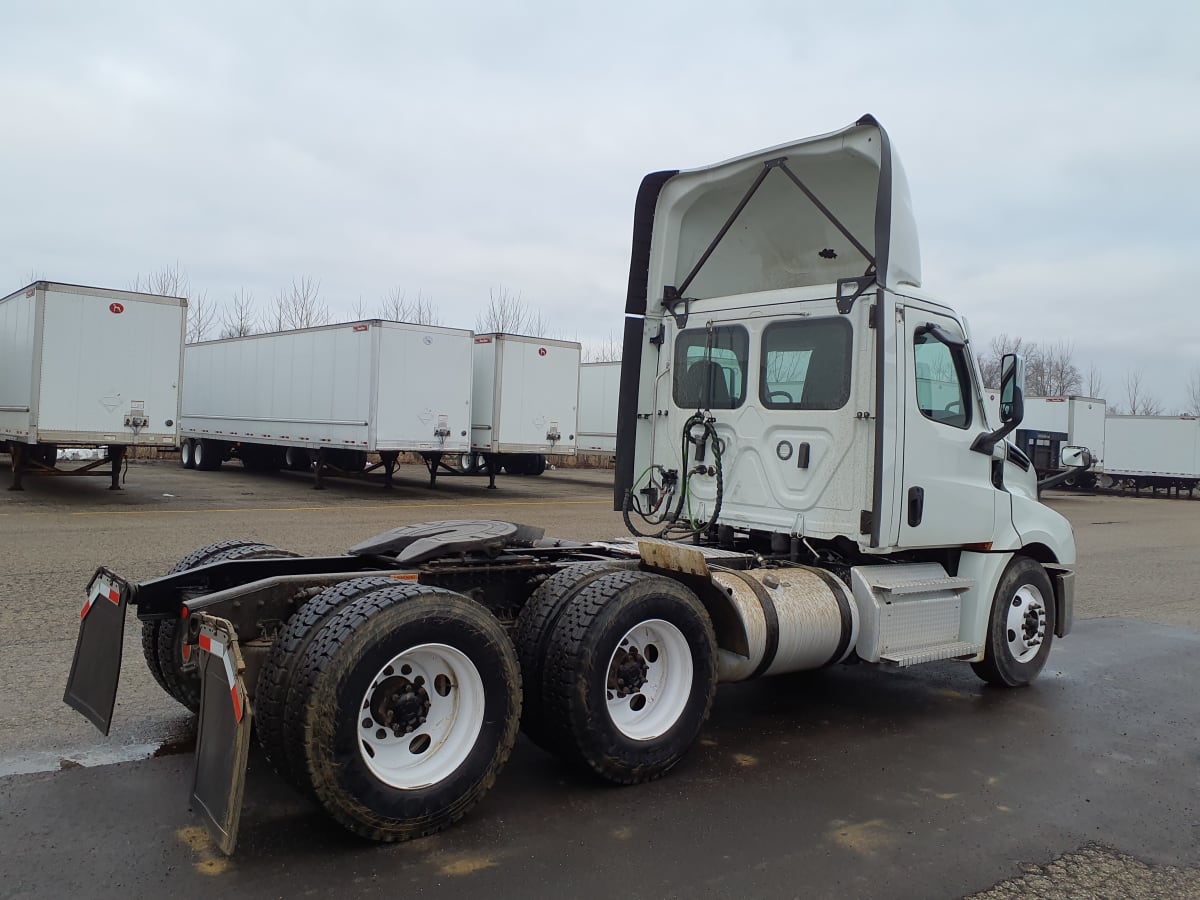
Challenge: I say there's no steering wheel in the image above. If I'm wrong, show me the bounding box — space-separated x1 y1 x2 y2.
769 390 794 403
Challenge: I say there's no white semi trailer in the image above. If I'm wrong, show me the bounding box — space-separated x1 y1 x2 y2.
577 360 621 458
1103 414 1200 494
0 281 185 490
178 320 473 488
67 115 1079 856
453 332 580 481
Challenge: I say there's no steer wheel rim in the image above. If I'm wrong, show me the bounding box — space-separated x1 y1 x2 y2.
1005 585 1047 664
357 643 485 789
605 618 693 741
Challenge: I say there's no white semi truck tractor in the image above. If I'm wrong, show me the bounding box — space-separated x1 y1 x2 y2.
65 115 1078 855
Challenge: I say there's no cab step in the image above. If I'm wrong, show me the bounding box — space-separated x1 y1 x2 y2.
880 641 981 667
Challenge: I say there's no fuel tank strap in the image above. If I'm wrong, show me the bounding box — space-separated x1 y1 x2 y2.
725 570 780 679
789 565 856 666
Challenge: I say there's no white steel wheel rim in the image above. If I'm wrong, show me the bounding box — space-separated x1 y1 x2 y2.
193 442 203 466
181 442 192 466
1006 584 1047 664
605 618 693 741
358 642 485 789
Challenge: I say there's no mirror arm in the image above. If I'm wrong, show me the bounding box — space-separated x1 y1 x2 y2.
971 420 1018 456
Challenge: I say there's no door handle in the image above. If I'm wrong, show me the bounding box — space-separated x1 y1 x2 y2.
907 486 924 527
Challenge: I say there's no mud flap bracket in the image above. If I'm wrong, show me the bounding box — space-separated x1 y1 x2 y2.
190 614 253 857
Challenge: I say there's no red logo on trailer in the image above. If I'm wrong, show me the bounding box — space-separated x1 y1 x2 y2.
109 303 124 314
352 324 369 332
538 347 547 357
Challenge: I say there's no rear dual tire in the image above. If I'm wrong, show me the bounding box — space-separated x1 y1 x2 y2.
275 584 520 842
140 540 299 712
535 570 717 784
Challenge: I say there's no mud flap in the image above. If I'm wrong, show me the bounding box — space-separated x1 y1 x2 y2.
190 615 253 857
63 568 129 735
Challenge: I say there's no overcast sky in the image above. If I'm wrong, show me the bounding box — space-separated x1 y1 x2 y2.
3 1 1197 410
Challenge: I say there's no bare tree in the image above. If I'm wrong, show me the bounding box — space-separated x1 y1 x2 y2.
582 332 622 363
130 262 215 342
1086 362 1105 400
1031 340 1081 396
1124 368 1163 416
186 291 217 343
475 286 550 336
978 334 1081 396
220 288 258 339
977 334 1027 389
349 295 369 321
1185 368 1200 416
378 287 441 326
266 277 329 332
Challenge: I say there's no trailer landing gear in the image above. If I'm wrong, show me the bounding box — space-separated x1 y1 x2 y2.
6 442 127 491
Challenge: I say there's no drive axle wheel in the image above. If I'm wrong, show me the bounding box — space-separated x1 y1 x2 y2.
514 562 628 751
293 585 520 842
141 540 299 712
255 576 399 788
972 556 1056 687
540 570 716 784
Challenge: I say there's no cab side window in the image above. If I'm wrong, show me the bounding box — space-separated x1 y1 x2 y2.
914 330 971 429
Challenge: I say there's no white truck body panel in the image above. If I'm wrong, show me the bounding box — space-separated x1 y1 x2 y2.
0 282 184 446
181 321 472 453
1103 415 1200 478
577 361 621 456
471 334 580 455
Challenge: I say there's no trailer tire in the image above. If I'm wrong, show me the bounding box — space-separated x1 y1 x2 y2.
180 439 196 469
151 540 300 712
540 570 716 784
292 586 521 842
972 556 1056 688
514 562 627 750
526 454 547 476
285 447 312 471
256 576 401 788
194 439 222 471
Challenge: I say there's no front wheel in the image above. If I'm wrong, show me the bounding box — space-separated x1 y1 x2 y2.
971 556 1056 687
540 570 717 784
293 586 521 842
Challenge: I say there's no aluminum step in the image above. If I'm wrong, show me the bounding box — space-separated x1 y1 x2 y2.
880 642 981 667
874 576 974 596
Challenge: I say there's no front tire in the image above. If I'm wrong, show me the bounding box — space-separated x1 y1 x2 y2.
292 586 521 842
972 556 1056 687
540 571 716 784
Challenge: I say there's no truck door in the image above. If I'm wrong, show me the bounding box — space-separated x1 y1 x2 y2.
899 310 995 547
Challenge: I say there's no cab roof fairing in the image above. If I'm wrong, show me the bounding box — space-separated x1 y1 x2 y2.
623 114 921 319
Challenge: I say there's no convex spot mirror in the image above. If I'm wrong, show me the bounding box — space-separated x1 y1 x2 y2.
999 353 1025 426
1060 445 1092 469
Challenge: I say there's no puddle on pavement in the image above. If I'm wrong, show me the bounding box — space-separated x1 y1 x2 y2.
0 727 196 778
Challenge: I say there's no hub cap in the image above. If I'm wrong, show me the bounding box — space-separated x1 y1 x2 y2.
358 643 485 789
1005 585 1047 664
605 619 692 741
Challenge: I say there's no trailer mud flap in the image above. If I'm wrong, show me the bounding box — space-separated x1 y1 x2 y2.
190 615 252 857
63 568 129 735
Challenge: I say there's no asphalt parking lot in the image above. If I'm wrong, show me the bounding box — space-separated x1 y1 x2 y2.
1 460 1198 898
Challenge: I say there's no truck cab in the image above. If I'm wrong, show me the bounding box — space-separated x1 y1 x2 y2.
615 114 1074 666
